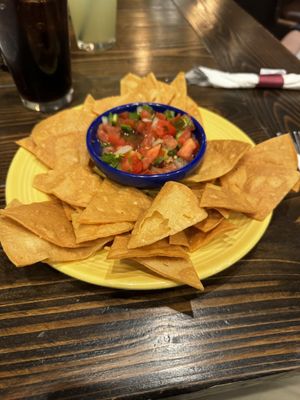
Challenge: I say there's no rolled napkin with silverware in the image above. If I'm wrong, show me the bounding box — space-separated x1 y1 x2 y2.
185 66 300 90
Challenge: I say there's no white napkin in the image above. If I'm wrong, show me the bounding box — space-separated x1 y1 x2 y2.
185 66 300 90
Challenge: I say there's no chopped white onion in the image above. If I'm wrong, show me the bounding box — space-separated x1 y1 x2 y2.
152 138 163 146
115 145 133 155
101 116 108 124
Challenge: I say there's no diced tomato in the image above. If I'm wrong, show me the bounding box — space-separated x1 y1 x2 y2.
156 112 167 120
97 127 109 142
119 118 136 128
107 131 126 147
154 120 177 137
120 151 143 173
177 138 197 160
120 156 132 173
139 132 155 155
130 151 143 174
119 111 130 119
163 135 178 150
136 120 151 135
141 109 152 119
142 144 161 170
177 129 191 146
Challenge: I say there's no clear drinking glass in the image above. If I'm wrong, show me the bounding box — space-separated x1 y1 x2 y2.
68 0 117 52
0 0 73 112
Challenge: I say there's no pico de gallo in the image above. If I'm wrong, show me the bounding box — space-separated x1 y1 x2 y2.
97 105 200 175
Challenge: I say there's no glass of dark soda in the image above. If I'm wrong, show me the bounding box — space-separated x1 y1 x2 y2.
0 0 73 112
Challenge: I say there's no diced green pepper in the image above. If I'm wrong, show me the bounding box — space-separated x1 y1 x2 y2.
108 112 118 126
164 110 175 120
121 124 134 134
100 153 121 168
174 115 194 130
141 104 154 114
167 148 177 157
153 156 166 166
129 112 140 120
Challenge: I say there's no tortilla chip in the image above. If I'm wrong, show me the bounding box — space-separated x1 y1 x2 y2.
78 179 152 224
72 214 133 243
169 230 189 247
199 183 256 214
185 140 252 183
0 215 49 266
107 235 189 259
221 165 300 220
0 200 79 248
185 96 203 125
62 202 82 221
33 165 102 208
31 95 96 145
170 72 187 97
194 209 224 232
241 134 298 170
188 219 236 252
134 256 204 290
292 176 300 192
16 136 55 169
155 81 176 104
219 135 300 220
120 73 142 95
0 213 110 266
128 181 208 248
93 96 122 115
215 208 230 218
127 73 159 102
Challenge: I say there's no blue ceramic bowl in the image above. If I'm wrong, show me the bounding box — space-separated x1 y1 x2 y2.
86 102 206 188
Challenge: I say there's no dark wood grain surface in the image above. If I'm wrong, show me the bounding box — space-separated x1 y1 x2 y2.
0 0 300 399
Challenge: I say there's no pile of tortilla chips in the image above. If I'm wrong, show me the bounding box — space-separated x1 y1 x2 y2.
0 72 299 291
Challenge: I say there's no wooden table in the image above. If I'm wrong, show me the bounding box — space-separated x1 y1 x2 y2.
1 1 300 399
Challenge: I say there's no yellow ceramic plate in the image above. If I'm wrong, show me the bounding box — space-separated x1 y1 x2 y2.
5 107 272 290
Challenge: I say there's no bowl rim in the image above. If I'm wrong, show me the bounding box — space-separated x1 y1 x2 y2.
86 102 207 181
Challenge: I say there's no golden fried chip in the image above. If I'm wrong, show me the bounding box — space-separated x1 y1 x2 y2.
23 130 90 170
169 230 189 247
219 134 300 220
31 95 97 145
292 177 300 192
185 96 203 125
155 81 176 104
93 96 122 115
241 134 298 170
187 219 236 252
107 235 189 259
0 215 49 266
16 136 55 169
170 72 187 97
185 140 252 183
33 165 102 208
78 179 152 224
199 183 255 214
0 200 79 248
215 208 230 218
194 209 224 232
120 73 142 95
221 165 300 220
72 214 133 243
62 202 83 221
128 181 208 248
0 212 111 266
134 256 204 290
